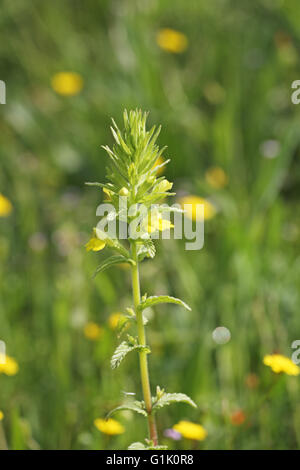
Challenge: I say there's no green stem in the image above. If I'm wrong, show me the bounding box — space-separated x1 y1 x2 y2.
131 242 158 446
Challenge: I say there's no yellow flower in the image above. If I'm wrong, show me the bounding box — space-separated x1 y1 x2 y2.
0 354 19 376
147 215 174 233
84 322 103 341
108 312 125 330
173 420 207 441
263 354 300 376
85 229 106 252
0 411 4 421
94 418 125 435
205 167 228 189
156 28 188 54
0 194 13 217
51 72 83 96
179 195 216 221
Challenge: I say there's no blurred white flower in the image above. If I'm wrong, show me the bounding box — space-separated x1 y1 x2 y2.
260 140 281 159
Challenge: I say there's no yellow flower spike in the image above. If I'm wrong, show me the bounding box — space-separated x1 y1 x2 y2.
0 411 4 421
83 322 103 341
0 193 13 217
205 166 228 189
51 72 83 96
156 28 188 54
179 195 216 221
0 354 19 376
94 418 125 435
173 421 207 441
263 354 300 376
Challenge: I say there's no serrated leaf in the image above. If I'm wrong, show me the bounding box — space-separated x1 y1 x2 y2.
111 341 150 369
111 341 134 369
107 401 147 419
93 255 132 279
138 295 191 313
152 392 197 413
128 442 147 450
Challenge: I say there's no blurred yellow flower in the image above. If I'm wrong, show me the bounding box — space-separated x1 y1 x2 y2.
108 312 125 330
0 354 19 376
205 166 228 189
0 411 4 421
156 28 188 54
84 322 103 341
51 72 83 96
94 418 125 435
173 420 207 441
0 194 13 217
263 354 300 376
179 195 216 220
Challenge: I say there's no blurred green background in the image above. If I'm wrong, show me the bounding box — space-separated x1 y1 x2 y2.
1 0 300 450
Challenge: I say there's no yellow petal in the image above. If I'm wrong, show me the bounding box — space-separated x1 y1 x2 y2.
85 237 106 252
173 420 207 441
94 418 125 435
263 354 300 376
0 354 19 376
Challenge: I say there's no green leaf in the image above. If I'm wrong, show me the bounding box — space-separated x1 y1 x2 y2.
111 341 150 369
152 392 197 413
128 442 147 450
107 401 147 419
111 341 134 369
138 295 191 312
93 255 133 279
85 181 107 188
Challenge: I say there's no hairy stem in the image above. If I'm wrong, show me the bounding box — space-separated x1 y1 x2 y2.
131 242 158 446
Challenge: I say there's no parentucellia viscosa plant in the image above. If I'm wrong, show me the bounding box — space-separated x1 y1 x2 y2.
85 110 196 450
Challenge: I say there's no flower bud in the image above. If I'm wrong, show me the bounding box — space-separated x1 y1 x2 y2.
119 187 129 196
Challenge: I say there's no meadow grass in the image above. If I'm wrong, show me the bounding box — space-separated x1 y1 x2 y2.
0 0 300 449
